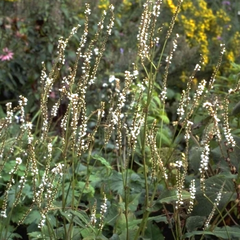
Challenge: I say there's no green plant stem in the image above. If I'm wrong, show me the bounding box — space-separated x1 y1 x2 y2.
134 69 154 239
46 216 57 240
174 208 182 240
123 170 130 240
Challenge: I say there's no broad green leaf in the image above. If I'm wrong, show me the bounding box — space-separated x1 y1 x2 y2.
80 228 96 239
128 193 141 212
24 210 41 225
211 136 240 171
92 154 112 170
160 114 169 124
47 43 53 54
28 232 45 240
75 163 87 176
186 216 205 232
189 146 202 173
184 226 240 239
11 205 28 223
192 175 236 216
144 221 165 240
159 189 191 204
108 171 124 195
109 234 120 240
147 215 167 223
68 209 92 230
76 181 95 196
117 212 137 231
119 228 139 240
156 129 171 146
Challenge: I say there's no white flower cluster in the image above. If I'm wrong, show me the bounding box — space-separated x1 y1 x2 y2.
152 2 161 17
107 19 114 35
193 79 206 104
77 115 88 153
129 113 144 142
70 24 81 36
199 142 210 173
18 95 28 124
6 102 13 124
41 119 49 141
16 157 22 165
177 90 189 120
223 105 236 147
0 210 7 218
106 5 115 35
38 211 46 228
47 143 52 159
57 37 67 65
84 4 91 15
99 194 108 230
204 185 223 229
40 64 47 85
137 3 151 59
160 86 167 102
51 163 64 176
187 179 196 214
51 102 60 117
194 63 201 71
184 120 193 140
68 93 79 136
76 25 88 56
220 43 226 54
90 208 97 225
9 157 22 175
223 125 236 147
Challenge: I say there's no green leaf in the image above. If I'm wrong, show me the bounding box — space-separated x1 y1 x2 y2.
80 228 96 239
68 209 92 230
61 5 69 19
0 105 6 118
160 114 169 124
108 171 124 195
47 43 53 54
24 209 41 225
184 226 240 239
189 146 202 173
144 221 165 240
156 129 172 146
211 136 240 170
128 193 141 212
159 189 191 204
192 175 236 216
28 231 45 240
186 216 205 232
11 205 28 223
92 154 112 170
76 181 95 196
109 234 120 240
147 215 167 223
117 212 137 231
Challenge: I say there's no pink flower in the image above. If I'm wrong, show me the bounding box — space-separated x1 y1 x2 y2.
0 48 14 61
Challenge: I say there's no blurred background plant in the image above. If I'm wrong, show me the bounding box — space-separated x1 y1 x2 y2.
0 0 240 113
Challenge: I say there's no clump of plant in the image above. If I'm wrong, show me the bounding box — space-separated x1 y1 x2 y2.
1 1 240 240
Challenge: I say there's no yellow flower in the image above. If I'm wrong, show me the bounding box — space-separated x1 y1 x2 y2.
226 51 235 63
123 0 132 11
180 16 196 38
166 0 176 13
98 0 110 10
